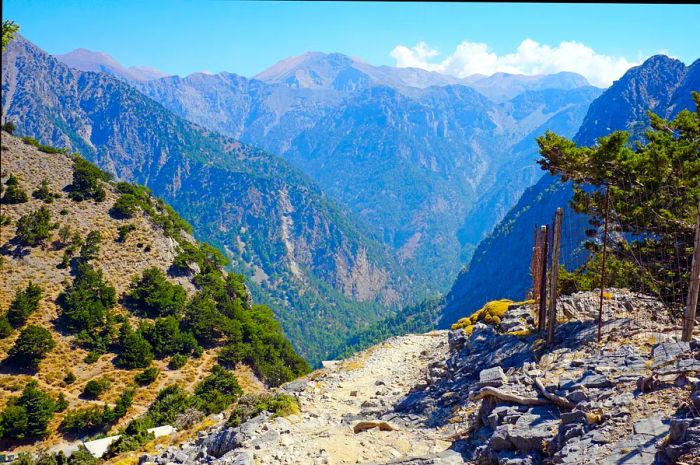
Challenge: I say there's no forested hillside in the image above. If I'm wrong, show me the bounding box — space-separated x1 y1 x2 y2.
0 132 307 452
1 36 412 365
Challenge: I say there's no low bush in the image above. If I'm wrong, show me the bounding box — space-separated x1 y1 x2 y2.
82 378 110 399
2 174 28 204
6 282 42 328
117 224 136 243
227 393 299 427
32 179 60 203
8 325 55 369
127 267 186 318
0 382 56 439
134 367 159 386
15 206 53 246
194 365 242 414
168 354 187 370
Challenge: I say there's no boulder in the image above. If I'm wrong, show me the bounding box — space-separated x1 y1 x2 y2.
478 367 508 388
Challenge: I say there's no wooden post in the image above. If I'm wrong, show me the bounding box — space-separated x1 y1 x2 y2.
547 208 563 345
530 225 540 301
682 198 700 342
597 185 611 343
538 225 549 331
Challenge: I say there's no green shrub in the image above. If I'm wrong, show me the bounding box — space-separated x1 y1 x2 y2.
79 230 101 261
143 385 201 427
0 314 13 338
60 262 116 334
127 267 186 317
140 317 199 359
58 253 70 269
168 354 187 370
62 388 131 434
66 449 98 465
115 324 153 369
63 371 77 385
0 404 28 439
60 405 111 432
8 325 55 369
2 120 16 134
54 393 68 412
104 418 153 457
15 206 53 246
6 282 42 328
105 430 152 456
134 367 159 386
110 194 141 219
21 136 67 154
0 382 55 439
2 174 29 204
32 179 59 203
182 292 225 345
84 352 100 364
68 155 110 202
117 224 136 243
227 393 299 427
194 365 242 414
82 378 110 399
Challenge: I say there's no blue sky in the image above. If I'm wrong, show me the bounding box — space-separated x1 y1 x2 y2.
4 1 700 85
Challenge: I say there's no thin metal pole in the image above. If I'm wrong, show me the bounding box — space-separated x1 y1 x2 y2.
538 225 549 331
682 197 700 342
597 185 611 343
547 208 563 345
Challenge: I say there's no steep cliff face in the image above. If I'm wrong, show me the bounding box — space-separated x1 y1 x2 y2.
1 36 409 364
439 54 700 328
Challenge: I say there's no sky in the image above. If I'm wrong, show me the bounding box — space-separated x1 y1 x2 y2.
4 1 700 87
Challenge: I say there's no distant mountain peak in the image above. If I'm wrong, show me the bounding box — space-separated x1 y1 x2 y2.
574 53 693 145
55 48 170 82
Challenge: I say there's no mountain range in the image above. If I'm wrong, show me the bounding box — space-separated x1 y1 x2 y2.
7 36 690 365
2 36 413 364
439 54 700 327
57 48 601 295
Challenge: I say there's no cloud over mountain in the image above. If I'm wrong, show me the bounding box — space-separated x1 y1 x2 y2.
391 39 640 87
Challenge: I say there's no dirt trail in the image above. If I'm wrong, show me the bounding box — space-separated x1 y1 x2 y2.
253 331 451 464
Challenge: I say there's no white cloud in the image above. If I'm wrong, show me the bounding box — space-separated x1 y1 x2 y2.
390 39 640 87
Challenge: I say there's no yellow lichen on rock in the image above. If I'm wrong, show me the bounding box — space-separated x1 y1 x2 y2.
450 299 534 334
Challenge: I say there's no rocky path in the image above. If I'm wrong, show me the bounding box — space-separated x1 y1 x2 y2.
257 331 454 464
144 290 699 465
189 331 460 465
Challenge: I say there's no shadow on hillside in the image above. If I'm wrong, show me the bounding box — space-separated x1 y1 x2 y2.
392 318 619 429
0 355 40 376
0 239 31 259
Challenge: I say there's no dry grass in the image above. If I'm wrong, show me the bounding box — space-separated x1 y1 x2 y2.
0 134 265 453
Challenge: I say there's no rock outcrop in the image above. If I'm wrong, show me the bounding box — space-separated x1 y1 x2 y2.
140 289 698 464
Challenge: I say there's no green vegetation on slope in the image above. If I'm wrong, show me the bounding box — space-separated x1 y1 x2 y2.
0 137 309 447
539 92 700 306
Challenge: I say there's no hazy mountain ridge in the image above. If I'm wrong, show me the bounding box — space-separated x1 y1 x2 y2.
55 48 170 82
2 36 411 364
439 54 700 327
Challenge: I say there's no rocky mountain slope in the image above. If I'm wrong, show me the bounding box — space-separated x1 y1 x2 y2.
439 54 700 327
136 290 699 464
121 52 600 291
1 36 411 364
0 133 306 453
